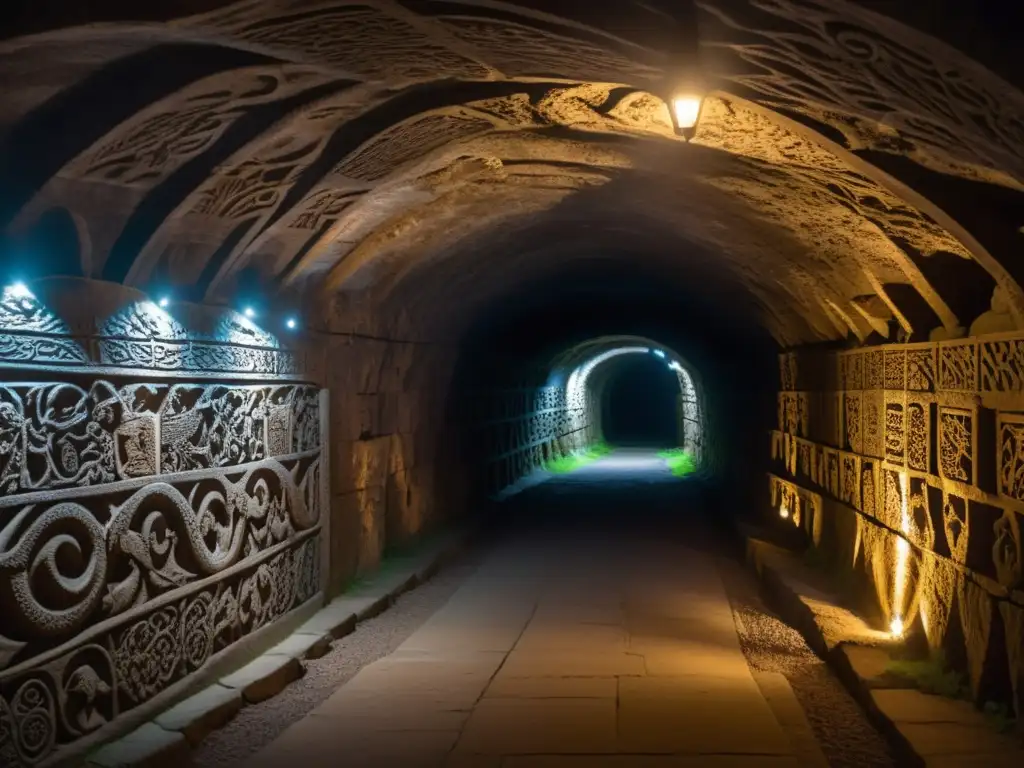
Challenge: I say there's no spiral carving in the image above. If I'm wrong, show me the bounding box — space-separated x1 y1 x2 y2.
0 504 107 640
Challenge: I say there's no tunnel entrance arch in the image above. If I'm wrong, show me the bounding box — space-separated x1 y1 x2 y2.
550 335 705 470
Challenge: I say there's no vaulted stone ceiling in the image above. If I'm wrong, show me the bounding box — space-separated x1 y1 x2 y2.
1 0 1021 347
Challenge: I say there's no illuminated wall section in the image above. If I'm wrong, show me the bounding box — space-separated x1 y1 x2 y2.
478 339 705 497
770 343 1024 710
0 279 324 767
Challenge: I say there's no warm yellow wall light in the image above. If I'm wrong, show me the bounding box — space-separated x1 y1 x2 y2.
779 506 790 520
891 472 911 639
669 93 705 141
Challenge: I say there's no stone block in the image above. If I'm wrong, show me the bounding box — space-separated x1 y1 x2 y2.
386 469 423 547
268 631 334 661
220 654 302 704
339 435 390 492
87 723 187 768
295 598 360 639
154 684 242 745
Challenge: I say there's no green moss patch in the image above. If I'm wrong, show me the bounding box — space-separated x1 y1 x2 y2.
658 447 697 477
544 442 613 474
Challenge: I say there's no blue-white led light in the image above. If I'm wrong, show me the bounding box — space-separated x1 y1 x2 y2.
653 349 666 358
158 296 171 308
285 317 297 330
8 282 33 299
243 306 256 319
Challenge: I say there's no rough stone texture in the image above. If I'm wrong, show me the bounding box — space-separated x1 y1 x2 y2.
190 548 483 767
154 685 243 746
220 655 303 704
87 723 188 768
771 343 1024 723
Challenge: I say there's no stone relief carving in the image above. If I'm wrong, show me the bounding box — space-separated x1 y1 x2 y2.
884 350 906 391
861 390 883 458
998 413 1024 503
440 16 661 84
209 4 490 82
334 113 493 183
884 400 905 464
700 0 1024 189
0 534 319 767
943 492 969 563
68 66 327 187
907 401 929 472
939 343 978 392
864 350 883 390
844 394 861 453
0 373 323 767
981 339 1024 393
907 348 936 392
939 407 973 484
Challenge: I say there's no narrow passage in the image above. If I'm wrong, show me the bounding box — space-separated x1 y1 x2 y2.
246 451 834 767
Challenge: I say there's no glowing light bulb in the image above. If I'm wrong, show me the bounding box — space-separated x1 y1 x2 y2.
779 507 790 520
671 95 703 130
654 350 666 358
8 282 33 299
243 307 256 319
890 617 904 637
158 296 170 308
285 317 297 330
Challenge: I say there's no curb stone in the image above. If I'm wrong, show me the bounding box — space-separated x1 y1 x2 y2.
741 527 1024 767
84 527 473 767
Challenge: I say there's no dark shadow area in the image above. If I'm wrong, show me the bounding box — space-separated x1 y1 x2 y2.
600 355 680 448
445 257 778 524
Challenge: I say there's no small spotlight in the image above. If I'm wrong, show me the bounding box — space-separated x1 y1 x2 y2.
285 317 298 330
158 296 171 308
653 350 666 359
243 307 256 319
779 507 789 520
8 282 33 299
890 617 904 637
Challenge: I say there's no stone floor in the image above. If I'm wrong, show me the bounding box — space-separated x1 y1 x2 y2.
245 452 804 767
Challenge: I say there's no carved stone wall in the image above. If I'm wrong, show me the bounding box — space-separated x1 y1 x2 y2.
771 337 1024 716
472 385 596 496
0 281 324 767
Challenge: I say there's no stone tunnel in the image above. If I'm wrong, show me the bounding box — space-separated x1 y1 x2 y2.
0 1 1023 766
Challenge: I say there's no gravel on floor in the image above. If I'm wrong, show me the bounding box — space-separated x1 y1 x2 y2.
717 556 897 768
190 550 484 768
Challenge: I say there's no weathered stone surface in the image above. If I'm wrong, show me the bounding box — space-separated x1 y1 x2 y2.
154 684 243 745
220 654 303 704
268 631 334 661
87 723 188 768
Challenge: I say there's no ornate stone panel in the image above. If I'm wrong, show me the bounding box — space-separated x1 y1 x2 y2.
981 339 1024 393
844 393 862 453
862 390 883 458
939 407 974 484
907 348 936 392
841 453 860 509
938 342 978 393
0 372 323 767
907 401 930 472
884 350 906 391
943 492 969 563
998 412 1024 502
843 353 863 391
884 399 906 464
864 350 884 390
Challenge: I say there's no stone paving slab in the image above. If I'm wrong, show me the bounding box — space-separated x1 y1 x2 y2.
741 528 1024 768
249 531 805 766
87 723 187 768
83 527 474 767
153 683 242 746
219 653 302 704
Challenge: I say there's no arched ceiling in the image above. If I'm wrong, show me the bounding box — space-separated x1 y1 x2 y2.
1 0 1021 348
